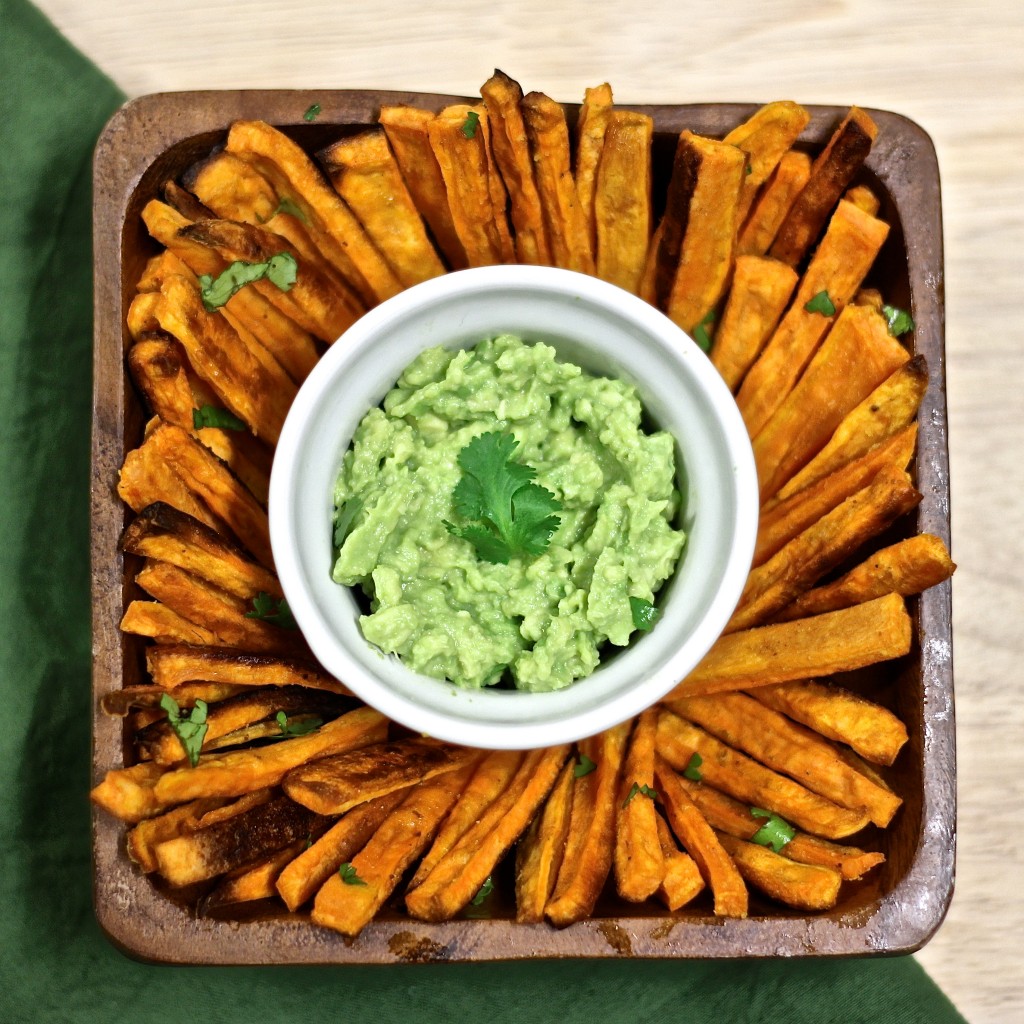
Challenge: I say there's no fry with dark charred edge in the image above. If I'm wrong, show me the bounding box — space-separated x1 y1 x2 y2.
480 70 552 266
614 709 664 902
737 149 811 257
317 128 446 286
655 756 748 918
126 796 231 872
653 813 705 911
378 104 468 270
667 593 912 699
574 82 614 256
201 840 308 913
101 682 246 717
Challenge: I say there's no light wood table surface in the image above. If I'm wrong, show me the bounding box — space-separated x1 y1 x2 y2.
39 1 1024 1019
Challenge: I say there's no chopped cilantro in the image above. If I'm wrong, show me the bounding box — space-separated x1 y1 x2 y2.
198 252 297 311
257 196 308 224
629 596 660 633
622 781 658 808
574 753 597 778
333 497 364 548
692 309 715 352
461 110 481 139
749 807 795 853
470 876 494 906
882 303 915 337
159 693 208 767
192 404 246 431
275 711 323 737
303 103 321 122
804 290 836 316
443 431 561 565
246 592 298 629
683 752 703 781
338 862 367 886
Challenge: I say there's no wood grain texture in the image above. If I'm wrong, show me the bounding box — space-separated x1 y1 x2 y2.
54 0 1024 1017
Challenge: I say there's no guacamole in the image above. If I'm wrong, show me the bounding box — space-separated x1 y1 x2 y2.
331 335 686 692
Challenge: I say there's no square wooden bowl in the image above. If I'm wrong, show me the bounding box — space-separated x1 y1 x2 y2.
91 90 954 964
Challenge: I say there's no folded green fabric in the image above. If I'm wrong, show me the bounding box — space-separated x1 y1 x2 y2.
0 2 967 1021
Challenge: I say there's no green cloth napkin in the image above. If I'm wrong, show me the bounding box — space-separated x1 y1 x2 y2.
0 2 968 1020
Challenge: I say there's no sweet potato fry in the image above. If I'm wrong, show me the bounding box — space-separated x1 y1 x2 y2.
753 302 911 502
90 761 169 823
521 91 594 274
844 183 881 216
715 831 842 911
574 82 614 254
614 710 664 902
515 757 574 923
276 789 409 911
120 600 223 647
669 692 902 827
770 106 879 267
653 814 705 911
126 796 231 872
737 149 811 257
594 110 654 295
726 465 922 632
655 757 748 917
317 128 446 286
710 255 798 391
407 744 570 922
126 291 163 339
545 728 628 927
378 104 467 270
772 355 930 503
480 70 551 266
152 706 387 805
283 737 480 815
311 763 474 937
772 532 955 624
753 680 909 766
668 593 913 699
201 840 307 913
736 199 891 437
101 682 247 717
656 709 870 840
754 424 917 565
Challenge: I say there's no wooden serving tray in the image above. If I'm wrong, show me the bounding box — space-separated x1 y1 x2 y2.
91 90 953 964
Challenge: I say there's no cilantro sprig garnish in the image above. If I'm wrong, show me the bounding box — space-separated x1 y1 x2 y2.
303 103 321 122
461 110 481 139
192 404 246 431
334 497 364 548
622 781 658 808
749 807 795 853
804 290 836 316
444 432 561 565
692 309 715 352
470 876 494 906
257 196 308 224
629 596 660 633
683 752 703 781
198 252 297 311
882 303 915 337
246 592 298 629
159 693 208 768
338 863 367 886
574 753 597 778
275 711 323 737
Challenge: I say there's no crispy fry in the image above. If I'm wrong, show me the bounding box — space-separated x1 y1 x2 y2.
90 761 169 823
126 292 163 338
614 710 664 902
772 355 930 503
737 149 811 257
311 763 474 937
317 128 446 286
669 692 902 827
521 91 594 274
844 183 881 216
753 680 909 767
710 255 798 391
594 110 654 295
668 593 913 699
575 82 614 255
656 709 870 839
151 706 387 806
545 728 628 926
480 70 552 265
655 757 748 917
772 532 955 624
736 199 891 437
753 302 910 502
715 831 842 911
407 745 570 922
726 465 922 632
201 840 307 913
515 758 574 923
120 600 223 646
378 104 467 270
754 424 917 565
770 106 879 267
276 789 409 911
101 683 246 717
653 814 705 910
126 796 231 872
283 737 480 815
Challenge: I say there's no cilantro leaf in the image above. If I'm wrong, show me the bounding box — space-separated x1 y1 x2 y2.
275 710 323 737
683 752 703 781
257 196 308 224
749 807 795 853
574 753 596 778
882 303 915 337
334 497 364 548
159 693 208 767
444 432 561 564
303 103 321 122
246 592 298 629
629 596 660 632
199 252 298 311
692 310 715 352
192 404 246 431
622 781 658 808
470 876 494 906
338 862 367 886
461 110 480 139
804 290 836 316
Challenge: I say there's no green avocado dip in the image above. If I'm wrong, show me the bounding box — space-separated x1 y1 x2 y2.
330 334 686 692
